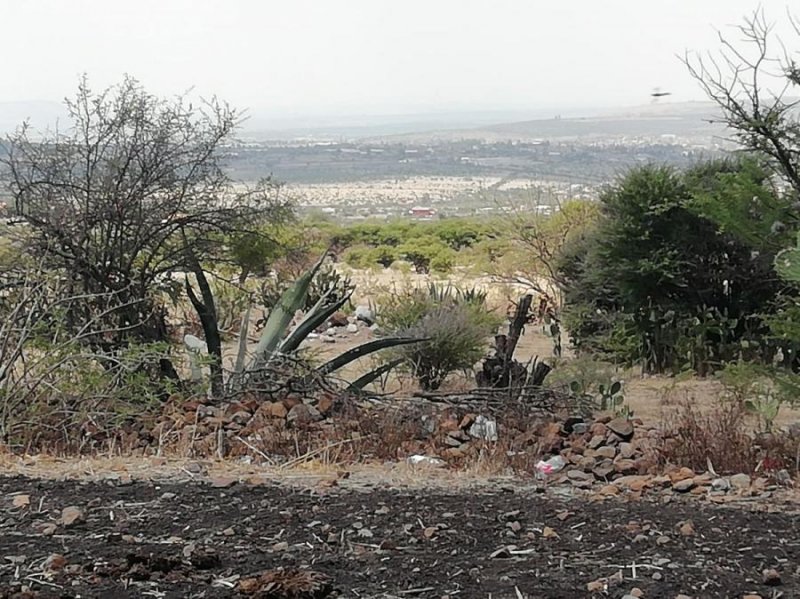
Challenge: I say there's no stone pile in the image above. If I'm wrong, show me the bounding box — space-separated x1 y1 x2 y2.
539 415 662 487
311 307 378 344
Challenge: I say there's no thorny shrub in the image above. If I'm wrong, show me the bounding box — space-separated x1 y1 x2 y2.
658 398 800 476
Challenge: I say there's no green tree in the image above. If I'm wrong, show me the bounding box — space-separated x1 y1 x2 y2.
559 160 787 373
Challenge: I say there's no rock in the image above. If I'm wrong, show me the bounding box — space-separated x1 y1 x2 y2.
743 595 763 599
34 522 58 536
599 484 620 496
59 506 85 527
263 401 288 419
568 469 593 482
468 415 498 441
209 476 237 489
762 568 782 586
678 520 695 536
592 460 615 480
672 479 695 493
615 475 651 491
542 526 559 539
711 477 730 491
11 495 30 508
586 579 606 592
230 410 251 425
316 395 335 416
355 305 375 325
441 447 466 459
329 311 349 327
345 323 359 334
458 414 477 430
669 467 695 483
445 434 465 447
568 469 594 488
588 435 605 449
320 334 336 343
572 422 589 434
629 588 644 598
562 417 584 433
618 442 636 459
589 422 608 436
730 473 751 489
607 417 634 440
286 403 322 425
44 553 67 571
614 459 638 475
595 446 616 459
281 396 302 410
324 327 337 336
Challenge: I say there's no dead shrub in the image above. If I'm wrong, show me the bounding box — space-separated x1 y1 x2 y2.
659 400 758 474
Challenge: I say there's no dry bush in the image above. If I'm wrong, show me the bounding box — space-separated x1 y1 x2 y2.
659 400 758 474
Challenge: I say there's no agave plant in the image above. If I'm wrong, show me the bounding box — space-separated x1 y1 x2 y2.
228 251 420 392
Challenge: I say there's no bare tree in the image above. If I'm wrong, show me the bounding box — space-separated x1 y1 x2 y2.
1 76 290 397
684 10 800 196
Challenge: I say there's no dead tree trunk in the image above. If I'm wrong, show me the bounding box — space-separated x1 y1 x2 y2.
476 294 536 391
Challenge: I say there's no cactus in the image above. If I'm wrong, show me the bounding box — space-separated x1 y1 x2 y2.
775 233 800 284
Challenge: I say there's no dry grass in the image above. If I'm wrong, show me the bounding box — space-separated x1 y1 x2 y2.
659 399 758 474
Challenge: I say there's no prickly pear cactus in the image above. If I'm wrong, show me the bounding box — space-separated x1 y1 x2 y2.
775 233 800 284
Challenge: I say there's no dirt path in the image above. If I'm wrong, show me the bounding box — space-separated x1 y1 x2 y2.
0 476 796 598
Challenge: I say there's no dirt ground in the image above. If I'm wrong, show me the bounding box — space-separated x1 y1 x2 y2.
0 473 797 598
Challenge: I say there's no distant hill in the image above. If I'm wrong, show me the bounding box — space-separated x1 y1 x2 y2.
369 102 730 145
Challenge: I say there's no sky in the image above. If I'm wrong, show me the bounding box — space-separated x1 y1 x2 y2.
1 0 796 123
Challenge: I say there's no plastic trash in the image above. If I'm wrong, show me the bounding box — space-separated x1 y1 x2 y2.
535 455 567 479
406 455 445 467
468 415 499 442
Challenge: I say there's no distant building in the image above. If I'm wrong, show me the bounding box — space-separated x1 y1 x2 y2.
409 206 436 219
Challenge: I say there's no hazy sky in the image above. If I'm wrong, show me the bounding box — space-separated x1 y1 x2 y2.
1 0 795 119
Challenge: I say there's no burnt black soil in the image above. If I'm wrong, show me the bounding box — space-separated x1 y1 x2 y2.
0 476 797 598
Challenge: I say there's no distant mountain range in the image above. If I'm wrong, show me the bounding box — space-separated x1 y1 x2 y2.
365 102 730 144
0 99 733 144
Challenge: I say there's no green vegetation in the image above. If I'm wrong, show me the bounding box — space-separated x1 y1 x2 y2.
376 284 502 390
558 159 791 374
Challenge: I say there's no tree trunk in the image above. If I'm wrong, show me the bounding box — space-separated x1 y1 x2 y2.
184 259 224 399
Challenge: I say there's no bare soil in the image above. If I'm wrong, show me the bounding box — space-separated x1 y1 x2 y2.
0 474 797 598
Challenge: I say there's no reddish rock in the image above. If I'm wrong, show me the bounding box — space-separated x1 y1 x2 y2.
607 418 634 440
669 467 695 483
589 422 608 437
613 459 637 475
263 402 288 419
329 311 349 327
281 396 302 411
458 413 477 430
60 506 85 527
317 395 335 416
599 484 620 496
